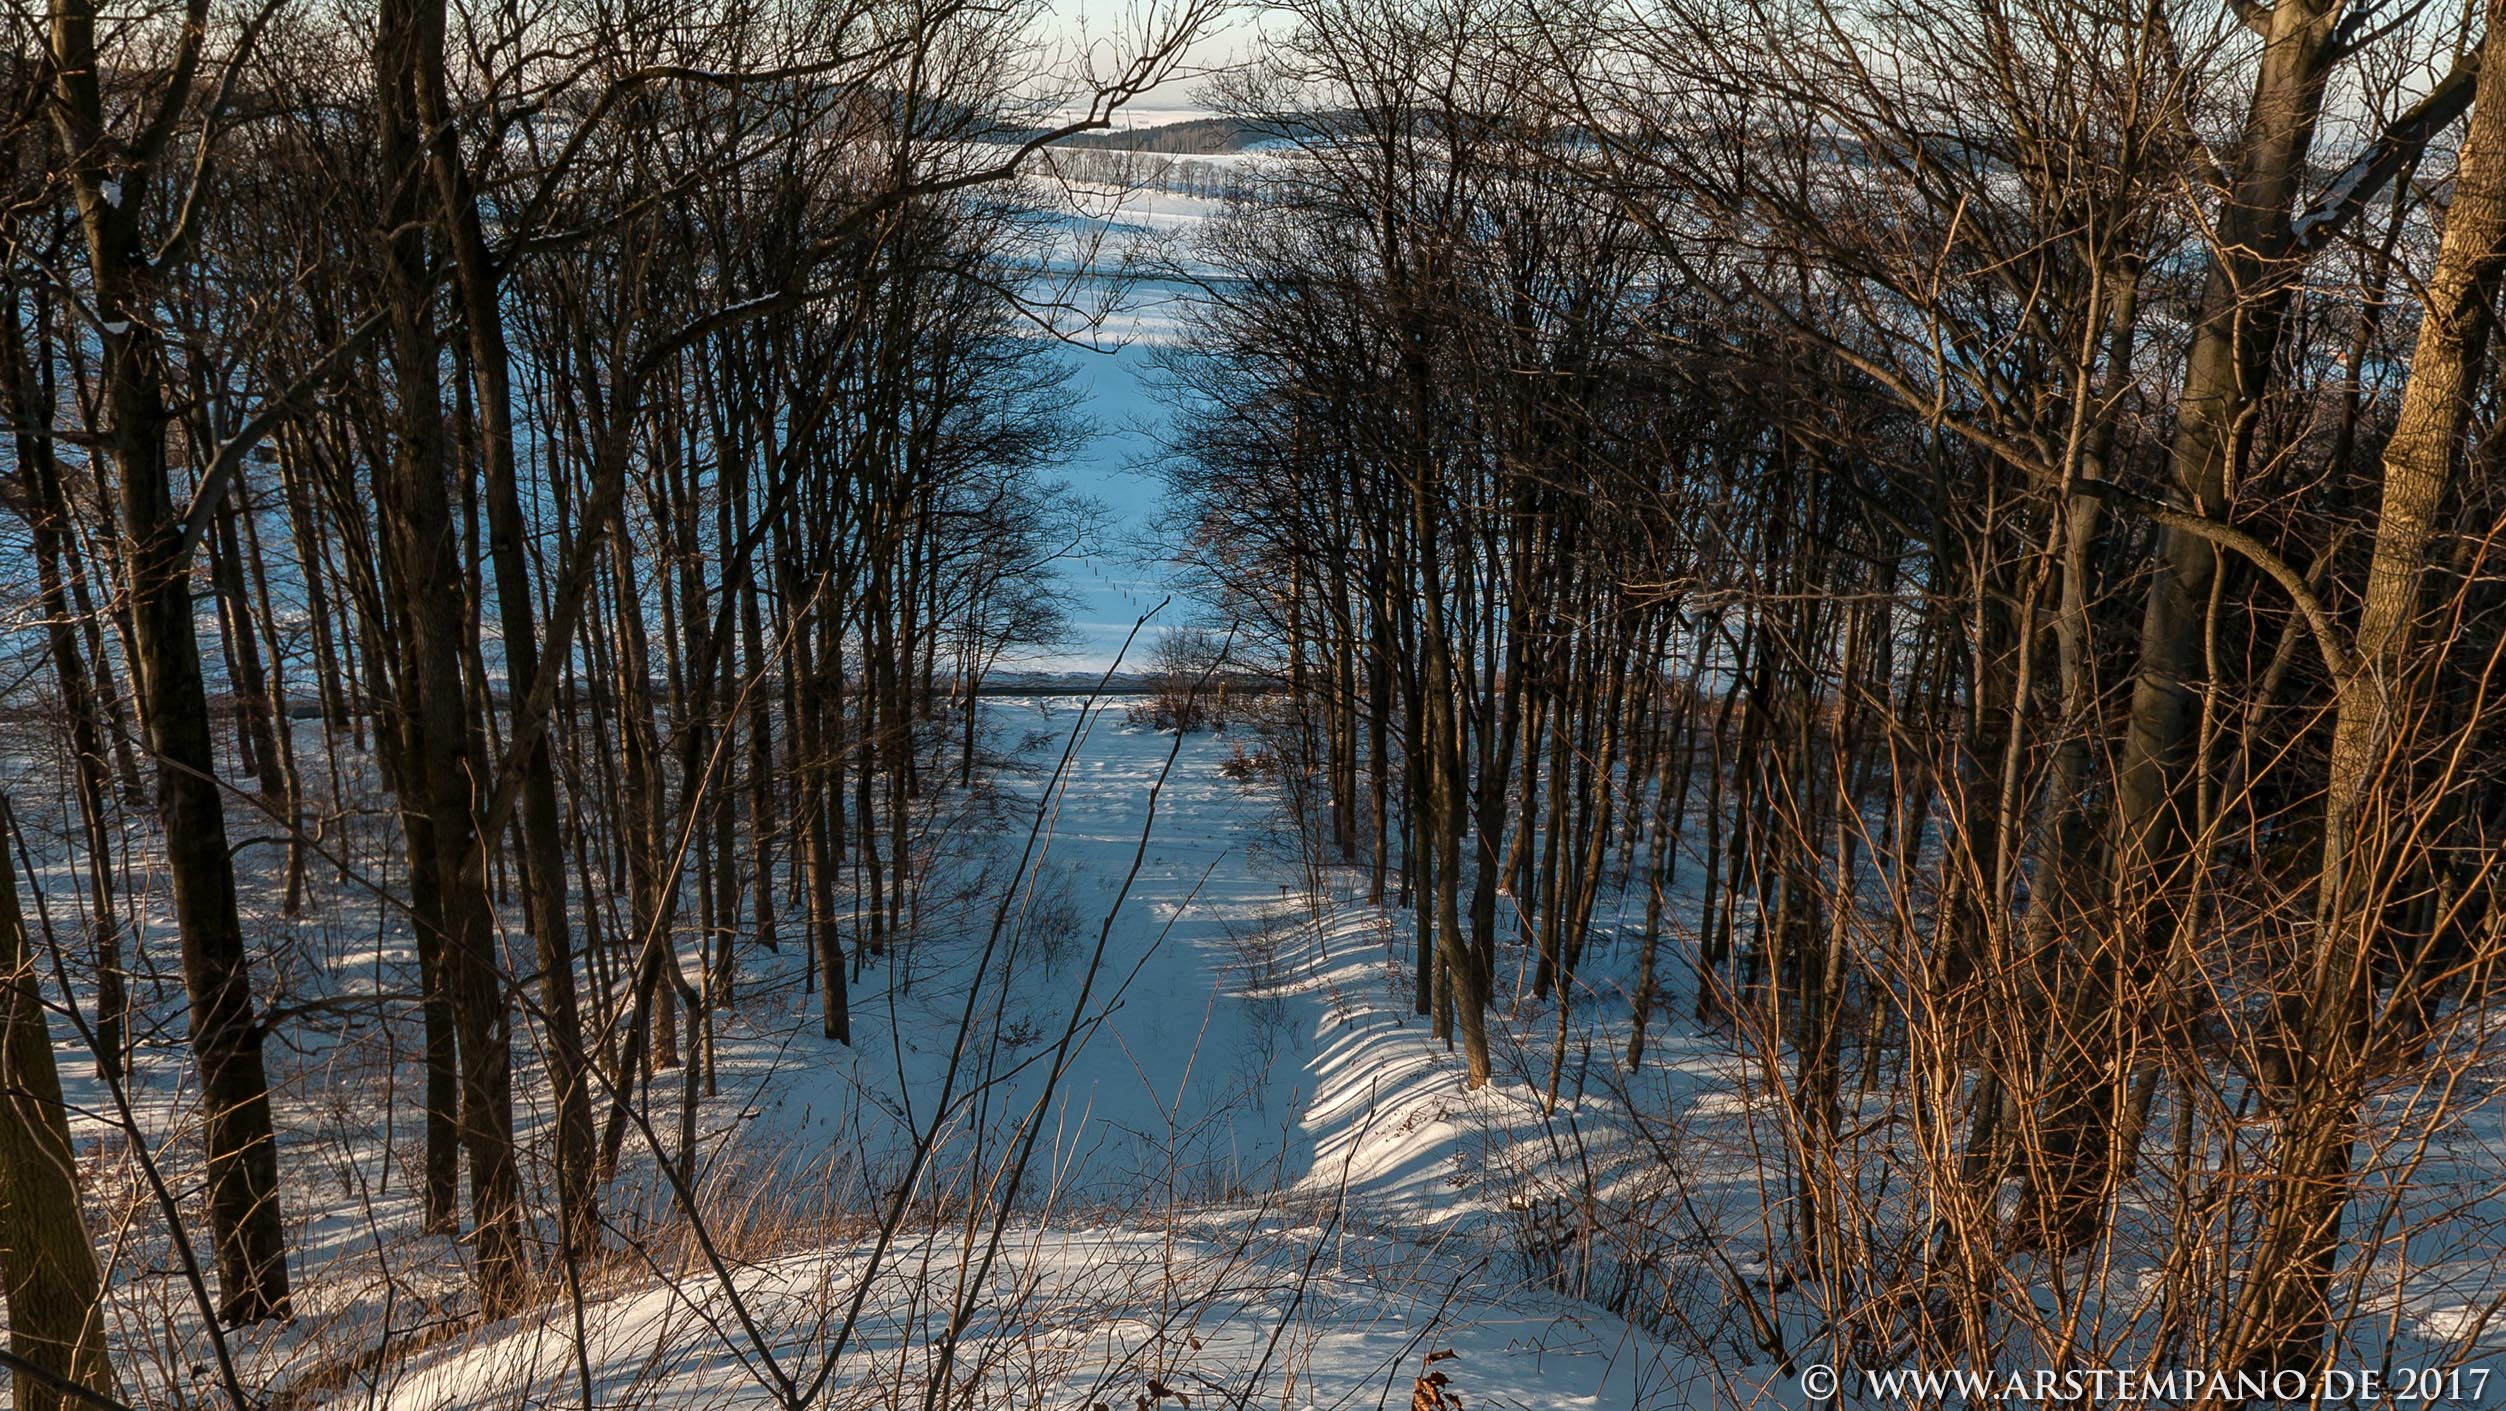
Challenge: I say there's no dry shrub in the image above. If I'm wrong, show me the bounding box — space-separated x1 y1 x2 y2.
1216 744 1273 781
1409 1349 1463 1410
1126 629 1233 733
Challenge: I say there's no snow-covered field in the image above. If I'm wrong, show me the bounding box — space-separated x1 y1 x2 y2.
1004 172 1234 672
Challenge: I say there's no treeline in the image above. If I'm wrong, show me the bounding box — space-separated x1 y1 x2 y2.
0 0 1210 1401
1044 145 1257 202
1165 0 2506 1381
1055 116 1269 155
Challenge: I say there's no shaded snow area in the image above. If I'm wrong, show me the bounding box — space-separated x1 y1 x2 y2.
324 698 1705 1409
29 701 2506 1408
12 699 1722 1409
1031 329 1184 675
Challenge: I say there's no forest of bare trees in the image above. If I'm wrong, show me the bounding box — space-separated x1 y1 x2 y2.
2 0 2506 1403
0 0 1225 1400
1158 0 2506 1392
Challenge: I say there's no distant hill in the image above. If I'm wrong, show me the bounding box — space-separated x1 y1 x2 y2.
1054 117 1275 155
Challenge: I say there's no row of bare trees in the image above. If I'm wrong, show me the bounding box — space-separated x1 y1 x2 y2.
1166 0 2506 1383
0 0 1212 1402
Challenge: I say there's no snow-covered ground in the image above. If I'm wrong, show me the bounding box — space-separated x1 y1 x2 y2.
223 698 1709 1409
37 681 2506 1408
1034 315 1188 674
1001 175 1231 673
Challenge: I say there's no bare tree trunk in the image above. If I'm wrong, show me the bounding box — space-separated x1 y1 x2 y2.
49 0 295 1324
2043 0 2341 1252
376 0 527 1312
0 796 116 1411
2238 12 2506 1368
412 0 601 1253
0 290 127 1086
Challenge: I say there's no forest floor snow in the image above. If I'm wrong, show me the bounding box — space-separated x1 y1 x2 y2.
26 694 2506 1409
326 696 1705 1408
15 697 1712 1409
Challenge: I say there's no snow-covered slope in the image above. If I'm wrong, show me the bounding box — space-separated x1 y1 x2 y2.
290 698 1698 1409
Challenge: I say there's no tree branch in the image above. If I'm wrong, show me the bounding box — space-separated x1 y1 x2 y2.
2293 48 2482 253
172 308 391 566
2072 477 2354 678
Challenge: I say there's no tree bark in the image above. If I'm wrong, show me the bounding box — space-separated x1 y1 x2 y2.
0 796 116 1410
2238 6 2506 1368
375 0 527 1313
411 0 600 1255
50 0 294 1325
